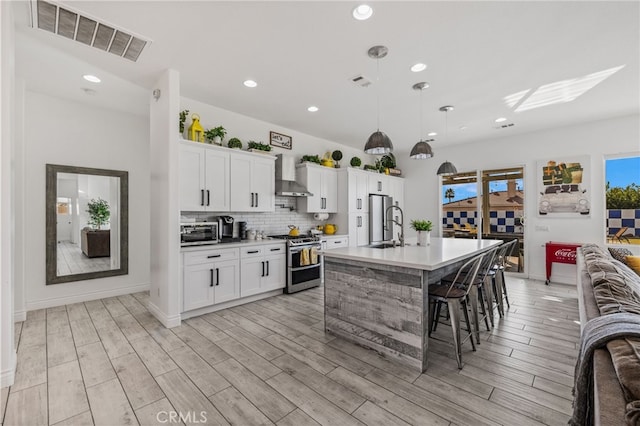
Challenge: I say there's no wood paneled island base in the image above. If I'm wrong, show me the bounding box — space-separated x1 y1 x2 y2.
322 238 501 371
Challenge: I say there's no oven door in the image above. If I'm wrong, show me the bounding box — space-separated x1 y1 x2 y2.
287 244 322 292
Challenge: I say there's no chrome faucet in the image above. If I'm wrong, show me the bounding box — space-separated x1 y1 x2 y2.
385 205 405 247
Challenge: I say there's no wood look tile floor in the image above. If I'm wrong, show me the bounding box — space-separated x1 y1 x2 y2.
1 277 579 426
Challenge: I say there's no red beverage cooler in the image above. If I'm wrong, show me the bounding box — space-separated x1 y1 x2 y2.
545 241 582 285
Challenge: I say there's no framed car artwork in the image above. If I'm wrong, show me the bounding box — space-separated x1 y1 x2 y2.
537 155 590 217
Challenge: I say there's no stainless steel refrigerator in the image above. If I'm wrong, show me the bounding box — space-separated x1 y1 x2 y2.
369 194 393 244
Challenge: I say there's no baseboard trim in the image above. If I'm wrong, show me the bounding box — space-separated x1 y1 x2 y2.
0 350 16 389
180 289 284 320
14 310 26 322
147 301 181 328
25 282 150 311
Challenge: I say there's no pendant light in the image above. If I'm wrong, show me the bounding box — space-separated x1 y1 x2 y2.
436 105 458 176
364 45 394 155
410 82 434 159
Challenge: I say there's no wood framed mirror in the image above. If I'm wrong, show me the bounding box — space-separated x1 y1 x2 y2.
46 164 128 284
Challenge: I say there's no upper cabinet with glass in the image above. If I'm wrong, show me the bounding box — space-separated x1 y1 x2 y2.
46 164 128 284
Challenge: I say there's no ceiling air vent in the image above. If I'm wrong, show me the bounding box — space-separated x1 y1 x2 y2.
350 74 373 88
494 122 515 130
30 0 151 62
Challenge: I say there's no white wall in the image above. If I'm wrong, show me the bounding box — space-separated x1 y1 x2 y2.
401 114 640 284
17 91 150 309
182 97 372 166
1 0 16 388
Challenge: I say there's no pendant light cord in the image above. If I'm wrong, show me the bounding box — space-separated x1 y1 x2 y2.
419 89 424 140
376 56 380 131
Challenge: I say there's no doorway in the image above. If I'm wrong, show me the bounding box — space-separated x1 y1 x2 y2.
441 166 525 273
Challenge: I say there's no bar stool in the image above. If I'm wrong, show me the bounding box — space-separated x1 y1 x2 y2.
492 239 517 316
428 254 484 369
435 246 499 344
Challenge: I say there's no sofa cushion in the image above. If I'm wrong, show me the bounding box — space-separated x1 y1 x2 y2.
609 247 633 264
625 255 640 276
606 337 640 424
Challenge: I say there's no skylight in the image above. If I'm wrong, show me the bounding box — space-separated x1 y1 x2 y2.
504 65 625 112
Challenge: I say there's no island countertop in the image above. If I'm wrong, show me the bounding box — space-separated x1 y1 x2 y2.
321 237 501 271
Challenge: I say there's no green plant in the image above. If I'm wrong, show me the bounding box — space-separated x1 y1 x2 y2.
179 109 189 133
331 150 343 161
301 155 321 164
86 198 110 230
350 157 362 167
204 126 227 143
247 141 272 151
410 219 433 232
227 137 242 149
380 153 396 169
364 164 377 171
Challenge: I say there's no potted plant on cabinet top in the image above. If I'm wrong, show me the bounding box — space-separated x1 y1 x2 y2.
82 198 111 258
350 156 362 168
204 126 227 145
247 141 272 153
332 150 343 168
227 137 242 149
301 155 321 164
410 219 433 246
179 109 189 137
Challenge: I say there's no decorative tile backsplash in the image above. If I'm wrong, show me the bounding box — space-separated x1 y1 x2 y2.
181 196 331 237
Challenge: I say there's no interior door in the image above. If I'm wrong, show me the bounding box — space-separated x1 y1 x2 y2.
56 197 72 242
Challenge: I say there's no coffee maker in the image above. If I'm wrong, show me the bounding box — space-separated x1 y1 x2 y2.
217 216 234 241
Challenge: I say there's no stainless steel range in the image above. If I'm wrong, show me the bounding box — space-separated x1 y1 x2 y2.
269 235 322 293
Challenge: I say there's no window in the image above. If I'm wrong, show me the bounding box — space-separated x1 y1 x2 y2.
605 155 640 245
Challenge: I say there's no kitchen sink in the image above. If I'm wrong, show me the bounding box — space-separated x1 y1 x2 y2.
368 243 398 249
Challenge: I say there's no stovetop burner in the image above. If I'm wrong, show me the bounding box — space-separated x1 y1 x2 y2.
269 234 320 246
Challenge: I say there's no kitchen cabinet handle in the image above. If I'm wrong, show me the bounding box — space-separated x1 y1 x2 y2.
334 240 340 244
201 189 205 206
210 269 214 287
250 193 254 207
270 248 281 252
207 190 210 206
255 193 259 207
247 250 259 254
266 261 270 276
378 181 382 192
216 268 219 286
207 254 221 258
261 261 265 277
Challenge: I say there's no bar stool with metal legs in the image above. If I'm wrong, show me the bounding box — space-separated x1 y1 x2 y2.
435 246 499 345
492 239 517 316
428 254 484 369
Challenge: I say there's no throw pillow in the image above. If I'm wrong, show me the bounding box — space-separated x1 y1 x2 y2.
626 255 640 276
609 247 634 264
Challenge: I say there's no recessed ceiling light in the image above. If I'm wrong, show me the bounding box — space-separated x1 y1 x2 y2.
243 80 257 88
352 4 373 20
411 63 427 73
495 117 507 123
427 132 437 137
307 106 319 112
83 74 100 83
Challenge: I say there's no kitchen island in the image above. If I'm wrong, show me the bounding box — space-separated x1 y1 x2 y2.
322 237 501 371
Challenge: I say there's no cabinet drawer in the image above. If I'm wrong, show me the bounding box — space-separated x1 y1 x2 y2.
184 248 238 265
325 237 349 249
240 243 285 258
263 243 286 255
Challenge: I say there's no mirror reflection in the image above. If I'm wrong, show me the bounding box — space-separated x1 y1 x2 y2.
46 165 128 284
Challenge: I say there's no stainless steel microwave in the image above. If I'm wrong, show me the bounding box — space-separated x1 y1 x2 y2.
180 222 219 246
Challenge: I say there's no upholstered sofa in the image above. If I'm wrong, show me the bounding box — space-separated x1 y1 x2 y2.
576 244 640 425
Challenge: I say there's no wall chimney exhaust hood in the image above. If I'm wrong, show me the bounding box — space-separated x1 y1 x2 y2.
275 154 313 197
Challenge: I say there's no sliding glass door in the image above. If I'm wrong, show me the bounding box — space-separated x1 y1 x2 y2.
442 166 525 274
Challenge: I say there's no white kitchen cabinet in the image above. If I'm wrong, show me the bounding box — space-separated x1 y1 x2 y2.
296 163 338 213
230 152 275 212
348 213 369 247
180 141 230 212
347 169 369 213
368 173 389 195
183 247 239 311
322 235 349 249
240 243 286 297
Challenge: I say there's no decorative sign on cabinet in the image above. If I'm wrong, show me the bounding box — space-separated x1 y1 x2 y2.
296 163 338 213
